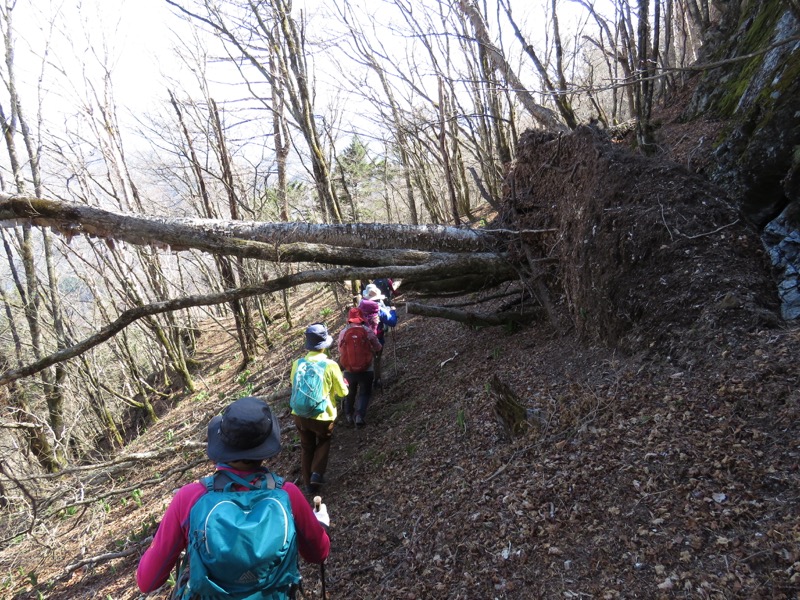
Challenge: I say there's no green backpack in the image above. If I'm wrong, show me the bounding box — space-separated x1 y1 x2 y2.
173 471 300 600
290 358 328 417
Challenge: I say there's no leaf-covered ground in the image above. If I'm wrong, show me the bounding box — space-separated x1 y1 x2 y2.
3 284 798 599
2 111 799 599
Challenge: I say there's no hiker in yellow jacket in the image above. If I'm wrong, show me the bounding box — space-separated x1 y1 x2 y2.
290 323 348 495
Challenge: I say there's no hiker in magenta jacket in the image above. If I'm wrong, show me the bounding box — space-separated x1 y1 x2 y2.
357 296 381 335
291 323 348 495
136 397 330 594
337 307 383 428
360 284 398 385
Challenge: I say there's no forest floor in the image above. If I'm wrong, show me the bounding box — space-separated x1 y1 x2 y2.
2 82 800 599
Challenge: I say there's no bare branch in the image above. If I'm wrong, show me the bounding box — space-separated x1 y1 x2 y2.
65 543 148 574
0 260 515 386
456 0 568 132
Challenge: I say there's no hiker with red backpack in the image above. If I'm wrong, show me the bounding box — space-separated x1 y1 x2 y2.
136 396 330 599
337 307 383 428
290 323 349 496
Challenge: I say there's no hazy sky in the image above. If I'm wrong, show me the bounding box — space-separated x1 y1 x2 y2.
16 0 595 118
7 0 606 173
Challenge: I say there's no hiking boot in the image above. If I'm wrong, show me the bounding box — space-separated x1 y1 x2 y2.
310 472 325 486
344 413 354 426
355 414 366 428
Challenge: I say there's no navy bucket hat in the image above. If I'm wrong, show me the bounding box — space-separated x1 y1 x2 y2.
304 322 333 350
206 397 282 463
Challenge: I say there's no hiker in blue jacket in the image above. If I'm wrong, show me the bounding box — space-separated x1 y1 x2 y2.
361 284 398 385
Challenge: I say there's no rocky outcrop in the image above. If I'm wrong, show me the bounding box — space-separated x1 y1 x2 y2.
762 200 800 319
685 0 800 226
683 0 800 318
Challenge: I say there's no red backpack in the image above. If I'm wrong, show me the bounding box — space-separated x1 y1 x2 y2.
339 325 373 373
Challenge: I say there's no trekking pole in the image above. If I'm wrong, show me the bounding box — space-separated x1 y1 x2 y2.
313 496 327 599
391 326 398 376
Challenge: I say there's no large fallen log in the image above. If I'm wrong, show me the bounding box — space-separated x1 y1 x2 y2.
405 301 544 327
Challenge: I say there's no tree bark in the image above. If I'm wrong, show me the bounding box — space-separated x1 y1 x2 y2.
0 195 503 254
405 301 543 326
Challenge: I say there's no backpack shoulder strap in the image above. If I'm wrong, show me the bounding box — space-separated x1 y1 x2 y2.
269 472 285 489
201 474 216 492
251 471 281 490
208 470 285 492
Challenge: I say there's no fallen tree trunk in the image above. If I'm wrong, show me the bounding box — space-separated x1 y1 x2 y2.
0 195 503 253
0 195 558 386
405 301 544 327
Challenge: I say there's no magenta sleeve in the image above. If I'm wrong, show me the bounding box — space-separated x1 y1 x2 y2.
135 482 206 593
285 482 331 564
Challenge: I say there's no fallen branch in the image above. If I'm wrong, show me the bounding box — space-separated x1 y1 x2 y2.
1 261 514 386
65 538 152 573
11 443 206 482
681 219 739 240
0 421 43 429
251 386 291 403
440 352 459 368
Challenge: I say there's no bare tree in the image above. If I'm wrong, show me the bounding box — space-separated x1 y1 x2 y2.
169 91 255 368
0 3 66 471
500 0 579 129
166 0 344 223
457 0 568 131
333 1 422 224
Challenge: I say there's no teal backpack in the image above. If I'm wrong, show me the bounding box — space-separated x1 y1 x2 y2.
173 470 300 600
290 358 327 418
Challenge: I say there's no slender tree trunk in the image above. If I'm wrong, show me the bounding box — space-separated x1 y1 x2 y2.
210 98 256 362
458 0 567 131
370 60 420 224
616 1 639 118
0 5 64 469
636 0 657 152
438 77 461 226
270 0 342 223
169 91 251 368
550 0 579 129
271 54 291 222
0 290 60 471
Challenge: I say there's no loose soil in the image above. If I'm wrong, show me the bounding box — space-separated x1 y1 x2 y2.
2 101 799 599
